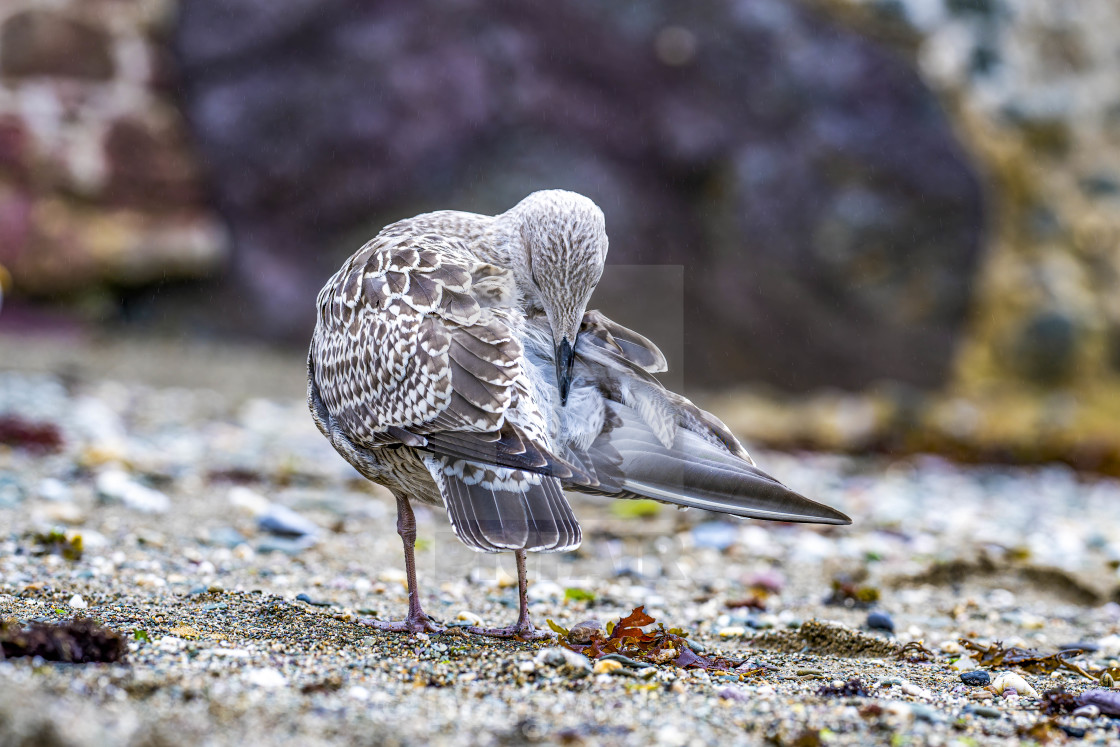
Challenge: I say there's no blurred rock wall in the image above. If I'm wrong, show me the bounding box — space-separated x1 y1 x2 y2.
0 0 226 298
714 0 1120 471
172 0 983 393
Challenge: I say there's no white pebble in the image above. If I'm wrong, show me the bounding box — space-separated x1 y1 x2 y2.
68 594 87 609
244 668 287 688
456 611 483 626
347 686 370 701
718 626 747 638
902 682 932 699
991 672 1038 697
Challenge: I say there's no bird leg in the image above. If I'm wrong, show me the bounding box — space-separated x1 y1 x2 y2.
468 549 551 641
361 494 445 635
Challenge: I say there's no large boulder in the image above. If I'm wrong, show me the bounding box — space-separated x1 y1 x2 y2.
174 0 983 391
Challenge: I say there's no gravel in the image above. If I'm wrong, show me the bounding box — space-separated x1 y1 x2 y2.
2 354 1120 746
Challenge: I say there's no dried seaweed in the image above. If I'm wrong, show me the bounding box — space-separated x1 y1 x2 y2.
824 578 880 608
817 677 870 698
30 530 83 561
0 415 63 453
725 595 767 611
960 639 1095 679
896 641 934 663
548 606 750 673
0 618 127 663
1039 687 1080 716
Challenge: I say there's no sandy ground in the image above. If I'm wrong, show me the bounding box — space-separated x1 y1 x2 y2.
1 335 1120 746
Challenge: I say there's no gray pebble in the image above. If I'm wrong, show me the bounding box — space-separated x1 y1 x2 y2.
258 504 320 538
866 610 894 633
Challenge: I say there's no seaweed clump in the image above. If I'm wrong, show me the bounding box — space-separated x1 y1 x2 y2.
817 677 871 697
0 618 127 663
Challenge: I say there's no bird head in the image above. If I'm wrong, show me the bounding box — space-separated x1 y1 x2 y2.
505 190 608 406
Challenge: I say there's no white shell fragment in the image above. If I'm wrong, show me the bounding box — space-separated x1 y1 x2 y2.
990 672 1038 698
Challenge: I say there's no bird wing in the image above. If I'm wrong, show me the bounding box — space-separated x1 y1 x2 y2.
310 227 580 479
554 315 851 525
310 227 583 552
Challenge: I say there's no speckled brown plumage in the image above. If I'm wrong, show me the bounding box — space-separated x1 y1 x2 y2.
308 189 850 636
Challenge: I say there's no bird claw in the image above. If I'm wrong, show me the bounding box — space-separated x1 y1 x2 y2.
360 614 445 635
467 621 553 642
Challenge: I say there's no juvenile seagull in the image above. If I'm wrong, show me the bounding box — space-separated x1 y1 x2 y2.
308 190 849 638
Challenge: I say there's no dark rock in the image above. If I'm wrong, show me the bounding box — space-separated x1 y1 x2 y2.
173 0 983 392
1079 688 1120 717
1 10 114 80
866 610 895 633
967 705 1002 719
295 593 332 607
961 670 991 687
1014 310 1079 384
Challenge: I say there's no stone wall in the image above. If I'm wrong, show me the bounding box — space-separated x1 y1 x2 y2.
0 0 225 299
713 0 1120 472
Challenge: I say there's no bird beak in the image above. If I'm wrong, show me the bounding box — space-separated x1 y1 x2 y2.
556 337 575 406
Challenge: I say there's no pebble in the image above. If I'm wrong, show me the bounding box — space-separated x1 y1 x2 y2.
990 672 1038 697
592 659 623 675
243 668 287 688
866 610 894 633
719 626 747 638
970 706 1002 719
568 619 605 644
258 504 319 538
95 469 170 514
960 671 991 687
901 682 932 699
208 527 247 548
456 611 483 626
68 594 87 609
534 647 592 677
691 521 739 550
295 593 331 607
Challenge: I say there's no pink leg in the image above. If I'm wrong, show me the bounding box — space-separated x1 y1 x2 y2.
468 549 551 641
361 494 445 635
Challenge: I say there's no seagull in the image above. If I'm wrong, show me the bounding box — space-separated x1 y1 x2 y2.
308 190 850 638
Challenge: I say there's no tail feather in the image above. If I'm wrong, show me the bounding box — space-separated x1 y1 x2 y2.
434 460 583 552
592 404 850 525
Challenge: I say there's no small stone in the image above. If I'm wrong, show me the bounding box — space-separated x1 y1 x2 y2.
456 611 483 626
866 610 894 633
518 660 536 674
68 594 87 609
961 670 991 687
990 672 1038 698
208 527 246 548
970 706 1001 719
96 469 170 514
901 682 932 699
258 504 320 538
970 689 994 701
567 619 605 644
244 668 287 688
719 626 747 638
295 593 331 607
952 655 979 672
692 522 738 550
534 647 592 677
593 659 624 675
